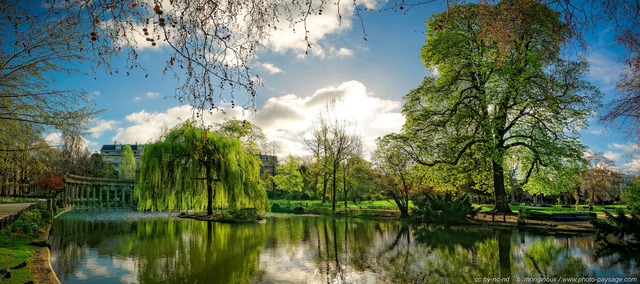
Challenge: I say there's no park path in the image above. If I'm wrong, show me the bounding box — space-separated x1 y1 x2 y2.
0 202 37 219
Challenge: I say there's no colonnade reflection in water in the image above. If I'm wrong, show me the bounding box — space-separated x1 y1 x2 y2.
49 213 640 284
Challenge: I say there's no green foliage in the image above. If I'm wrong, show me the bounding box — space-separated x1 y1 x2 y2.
213 118 267 154
590 208 640 248
412 192 478 223
2 209 48 238
136 121 270 213
273 155 303 195
292 206 305 214
622 179 640 216
89 153 118 178
220 208 262 221
118 144 137 180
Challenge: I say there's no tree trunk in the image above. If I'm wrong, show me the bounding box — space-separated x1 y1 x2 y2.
589 188 595 211
343 164 348 209
206 163 213 216
321 172 328 203
497 230 512 279
332 166 337 212
492 160 512 213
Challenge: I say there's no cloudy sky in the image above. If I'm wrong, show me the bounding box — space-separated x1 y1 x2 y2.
50 1 637 172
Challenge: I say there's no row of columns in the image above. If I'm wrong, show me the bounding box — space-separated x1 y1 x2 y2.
63 182 135 209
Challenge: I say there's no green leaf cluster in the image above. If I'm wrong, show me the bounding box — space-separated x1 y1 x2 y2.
411 192 478 223
118 145 137 180
273 155 303 194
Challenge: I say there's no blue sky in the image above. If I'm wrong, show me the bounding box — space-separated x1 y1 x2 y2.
47 1 637 172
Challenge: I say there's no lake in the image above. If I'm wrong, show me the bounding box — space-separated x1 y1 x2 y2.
50 211 640 283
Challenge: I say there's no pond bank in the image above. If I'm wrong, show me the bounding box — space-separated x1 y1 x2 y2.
30 223 61 284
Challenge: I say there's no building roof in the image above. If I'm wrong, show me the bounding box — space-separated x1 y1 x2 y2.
100 144 144 151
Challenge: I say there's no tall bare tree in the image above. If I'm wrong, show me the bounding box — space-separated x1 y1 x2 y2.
579 152 623 211
304 100 361 211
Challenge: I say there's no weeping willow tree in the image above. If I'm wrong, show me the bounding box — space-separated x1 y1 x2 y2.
135 122 269 215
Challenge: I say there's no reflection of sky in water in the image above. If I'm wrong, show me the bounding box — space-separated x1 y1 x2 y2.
50 213 640 283
52 246 139 283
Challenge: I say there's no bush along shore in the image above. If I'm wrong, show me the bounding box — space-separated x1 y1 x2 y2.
0 202 57 283
178 208 266 223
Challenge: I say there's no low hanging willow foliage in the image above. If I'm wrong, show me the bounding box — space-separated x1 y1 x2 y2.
135 122 270 213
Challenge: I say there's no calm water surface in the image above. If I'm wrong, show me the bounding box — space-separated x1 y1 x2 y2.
50 211 640 284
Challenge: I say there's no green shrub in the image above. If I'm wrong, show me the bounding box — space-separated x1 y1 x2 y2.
8 210 46 237
412 192 478 223
221 208 262 221
293 206 305 214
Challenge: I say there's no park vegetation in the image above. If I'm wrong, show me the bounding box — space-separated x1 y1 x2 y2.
135 121 269 215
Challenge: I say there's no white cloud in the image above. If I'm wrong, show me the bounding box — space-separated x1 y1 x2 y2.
606 142 640 173
265 0 383 58
624 159 640 173
604 150 622 164
112 81 404 160
258 62 284 74
88 119 119 138
45 132 98 151
133 97 142 102
44 132 63 146
587 52 624 87
335 47 353 57
145 92 160 98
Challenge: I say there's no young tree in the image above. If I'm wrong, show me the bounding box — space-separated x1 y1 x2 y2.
579 152 623 211
36 172 64 196
213 119 267 154
119 145 137 180
374 136 419 218
58 134 92 176
136 122 269 215
273 155 304 197
340 156 375 207
88 153 118 179
303 114 332 202
395 2 601 213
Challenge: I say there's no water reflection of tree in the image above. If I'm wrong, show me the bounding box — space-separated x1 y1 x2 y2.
593 245 640 276
51 218 267 283
513 240 593 280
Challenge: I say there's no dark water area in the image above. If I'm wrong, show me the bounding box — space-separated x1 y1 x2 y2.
49 211 640 284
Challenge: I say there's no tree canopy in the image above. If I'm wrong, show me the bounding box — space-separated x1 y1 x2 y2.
273 155 304 194
118 145 137 180
395 1 601 213
136 122 269 214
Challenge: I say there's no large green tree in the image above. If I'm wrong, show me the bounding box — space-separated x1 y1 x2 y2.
396 2 601 213
136 122 269 215
273 155 304 196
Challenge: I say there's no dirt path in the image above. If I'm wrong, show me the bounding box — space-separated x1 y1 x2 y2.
0 202 37 219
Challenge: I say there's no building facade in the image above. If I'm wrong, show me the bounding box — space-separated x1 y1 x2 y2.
99 143 145 168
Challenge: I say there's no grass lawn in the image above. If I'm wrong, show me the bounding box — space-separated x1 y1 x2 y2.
270 199 416 210
474 204 629 215
0 234 38 283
